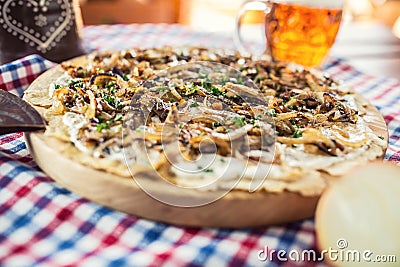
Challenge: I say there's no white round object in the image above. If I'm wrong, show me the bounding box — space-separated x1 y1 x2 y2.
316 162 400 266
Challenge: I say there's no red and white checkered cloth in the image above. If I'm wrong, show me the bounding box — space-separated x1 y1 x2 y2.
0 24 399 267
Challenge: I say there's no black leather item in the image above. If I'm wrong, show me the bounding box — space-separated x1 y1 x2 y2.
0 0 85 64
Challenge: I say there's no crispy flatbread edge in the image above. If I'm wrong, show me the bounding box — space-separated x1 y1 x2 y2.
23 56 88 109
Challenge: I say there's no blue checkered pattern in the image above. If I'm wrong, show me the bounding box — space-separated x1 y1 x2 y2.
0 54 55 97
0 24 399 267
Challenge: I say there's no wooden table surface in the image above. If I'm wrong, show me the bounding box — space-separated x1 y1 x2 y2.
331 21 400 79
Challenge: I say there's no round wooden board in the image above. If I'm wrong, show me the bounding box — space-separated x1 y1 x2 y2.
23 59 389 228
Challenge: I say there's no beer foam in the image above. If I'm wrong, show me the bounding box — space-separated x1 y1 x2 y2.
281 0 344 8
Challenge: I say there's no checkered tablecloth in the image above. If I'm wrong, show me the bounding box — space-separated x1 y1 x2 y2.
0 24 399 267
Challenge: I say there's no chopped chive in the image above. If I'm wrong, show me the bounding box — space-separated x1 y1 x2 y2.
212 122 221 127
232 116 246 128
114 113 123 122
293 129 302 138
267 109 276 117
96 123 109 132
189 101 200 108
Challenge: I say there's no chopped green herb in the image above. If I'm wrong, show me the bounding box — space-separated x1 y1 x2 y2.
115 101 123 110
202 81 224 96
211 86 224 96
185 83 198 96
212 122 221 127
189 83 197 90
96 123 110 132
189 101 200 108
114 113 123 122
54 84 61 89
203 168 213 173
96 117 104 123
96 114 123 132
236 77 245 85
232 116 246 128
220 77 231 84
105 82 117 94
267 109 277 117
293 129 303 138
105 81 115 88
122 74 129 81
378 136 384 140
103 94 114 105
102 94 123 109
69 80 84 88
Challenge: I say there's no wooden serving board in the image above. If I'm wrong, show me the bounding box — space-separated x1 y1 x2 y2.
23 61 388 228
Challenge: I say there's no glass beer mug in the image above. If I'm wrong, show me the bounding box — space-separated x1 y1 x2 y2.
0 0 85 64
235 0 344 67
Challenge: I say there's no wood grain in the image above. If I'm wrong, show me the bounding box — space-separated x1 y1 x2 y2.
23 60 389 228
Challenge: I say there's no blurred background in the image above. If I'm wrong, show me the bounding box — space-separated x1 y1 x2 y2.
79 0 400 38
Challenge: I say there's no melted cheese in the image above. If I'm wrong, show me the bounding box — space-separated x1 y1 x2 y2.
62 112 91 154
321 119 368 148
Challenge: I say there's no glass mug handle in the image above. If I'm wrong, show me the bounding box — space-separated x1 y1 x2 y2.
234 0 271 56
